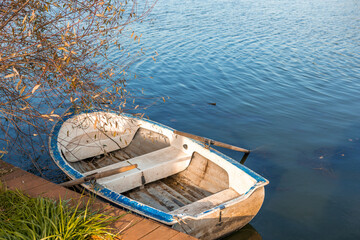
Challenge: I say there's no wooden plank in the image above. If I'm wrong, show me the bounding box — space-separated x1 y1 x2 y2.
25 181 82 199
146 185 184 211
139 225 179 240
169 188 239 216
110 212 143 232
164 177 211 201
0 160 17 171
169 232 198 240
121 218 160 240
3 172 49 191
123 173 214 213
156 181 193 206
0 167 27 182
113 150 132 161
60 164 137 187
126 190 170 212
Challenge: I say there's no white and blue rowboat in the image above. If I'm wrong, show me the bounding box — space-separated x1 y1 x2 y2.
49 109 269 239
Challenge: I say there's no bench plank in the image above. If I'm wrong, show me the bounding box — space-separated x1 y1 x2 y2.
169 188 239 216
83 146 191 193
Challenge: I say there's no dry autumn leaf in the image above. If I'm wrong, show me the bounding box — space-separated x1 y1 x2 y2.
31 84 41 94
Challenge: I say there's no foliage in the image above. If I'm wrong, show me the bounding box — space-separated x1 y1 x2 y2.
0 0 157 171
0 184 118 240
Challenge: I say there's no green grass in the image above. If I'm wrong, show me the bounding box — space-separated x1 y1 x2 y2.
0 184 118 240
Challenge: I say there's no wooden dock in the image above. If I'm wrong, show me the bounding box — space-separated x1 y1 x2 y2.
0 160 197 240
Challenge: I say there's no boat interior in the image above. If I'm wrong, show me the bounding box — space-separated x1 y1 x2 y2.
65 127 241 215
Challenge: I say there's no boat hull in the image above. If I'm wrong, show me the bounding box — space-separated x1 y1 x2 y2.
172 187 265 239
49 109 269 239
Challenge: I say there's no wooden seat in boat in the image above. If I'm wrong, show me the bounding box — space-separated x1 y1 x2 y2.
68 128 170 173
84 146 192 193
168 188 239 216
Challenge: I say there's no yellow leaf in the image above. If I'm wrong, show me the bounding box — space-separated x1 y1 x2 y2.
96 14 105 18
5 74 15 78
58 47 69 52
22 15 28 25
134 105 139 109
16 79 22 91
22 95 31 100
30 10 36 22
13 67 19 76
20 85 26 96
162 97 166 103
131 31 134 38
31 84 41 94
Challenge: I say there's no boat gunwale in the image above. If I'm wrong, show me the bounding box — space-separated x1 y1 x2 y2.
49 108 269 224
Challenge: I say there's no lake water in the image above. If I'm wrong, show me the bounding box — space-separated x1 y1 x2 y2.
125 0 360 239
4 0 360 239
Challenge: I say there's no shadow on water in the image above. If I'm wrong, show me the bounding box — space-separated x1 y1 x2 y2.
221 224 262 240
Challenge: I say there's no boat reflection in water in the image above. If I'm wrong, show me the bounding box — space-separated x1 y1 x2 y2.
221 224 262 240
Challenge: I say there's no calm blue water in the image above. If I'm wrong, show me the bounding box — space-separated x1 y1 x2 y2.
124 0 360 239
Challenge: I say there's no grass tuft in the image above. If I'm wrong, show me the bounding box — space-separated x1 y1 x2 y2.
0 183 118 240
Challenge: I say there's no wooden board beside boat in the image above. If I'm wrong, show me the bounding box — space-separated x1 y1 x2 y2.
49 108 269 239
